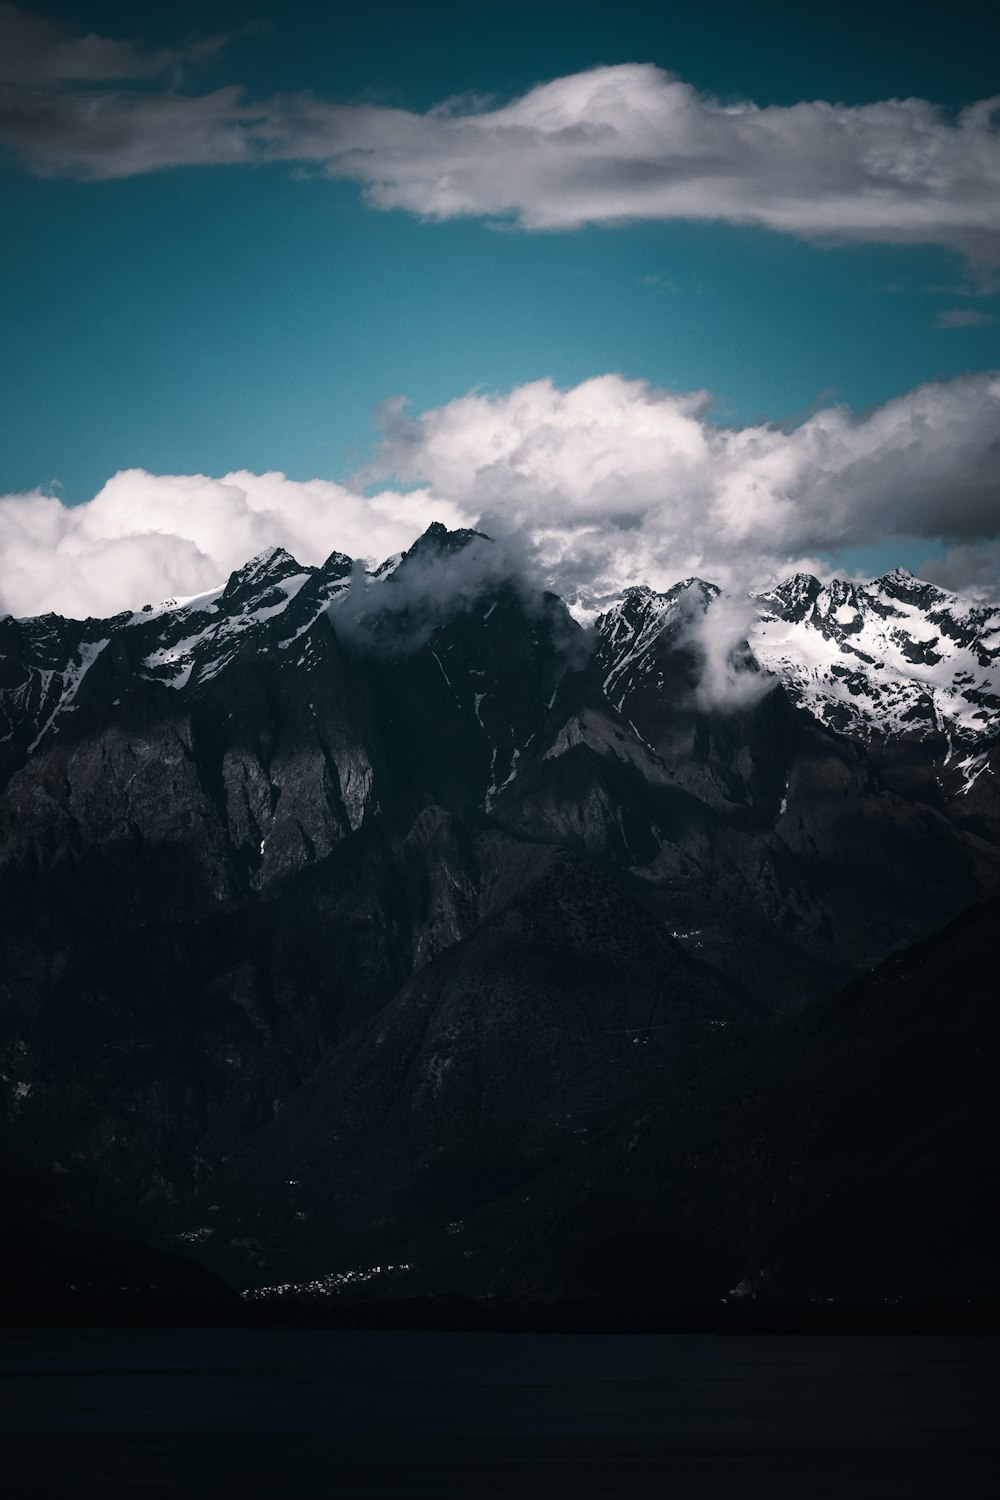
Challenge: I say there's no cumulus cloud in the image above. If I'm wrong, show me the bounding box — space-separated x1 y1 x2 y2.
367 371 1000 606
2 371 999 620
0 469 466 619
2 11 1000 261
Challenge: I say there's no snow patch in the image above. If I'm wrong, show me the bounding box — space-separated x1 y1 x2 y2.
27 637 109 751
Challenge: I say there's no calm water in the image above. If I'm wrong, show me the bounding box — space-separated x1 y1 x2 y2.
1 1329 997 1497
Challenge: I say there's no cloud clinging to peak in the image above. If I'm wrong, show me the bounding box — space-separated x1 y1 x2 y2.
1 371 998 620
1 7 1000 262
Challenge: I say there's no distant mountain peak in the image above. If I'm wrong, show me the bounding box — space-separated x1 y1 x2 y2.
361 523 514 628
674 576 721 598
320 548 355 576
226 545 306 591
400 522 494 562
592 563 999 794
599 576 720 640
750 569 1000 764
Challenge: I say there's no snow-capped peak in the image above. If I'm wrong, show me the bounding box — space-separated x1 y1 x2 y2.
225 545 305 592
750 570 1000 758
595 578 719 707
246 544 299 571
592 565 998 795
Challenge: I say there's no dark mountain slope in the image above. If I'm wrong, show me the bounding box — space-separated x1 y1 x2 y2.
588 578 1000 983
177 844 756 1291
394 894 1000 1305
0 810 576 1236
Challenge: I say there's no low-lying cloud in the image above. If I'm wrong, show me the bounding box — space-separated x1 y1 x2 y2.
1 370 998 620
2 6 1000 261
329 529 538 656
680 592 776 712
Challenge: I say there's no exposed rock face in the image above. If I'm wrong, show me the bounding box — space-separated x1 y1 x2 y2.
0 525 997 1304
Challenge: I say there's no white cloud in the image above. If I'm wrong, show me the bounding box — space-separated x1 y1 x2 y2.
2 16 999 261
367 371 1000 606
322 69 1000 260
681 592 775 711
0 469 464 619
2 371 998 620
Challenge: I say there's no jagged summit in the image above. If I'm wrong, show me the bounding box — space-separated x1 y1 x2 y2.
0 547 357 760
759 566 966 623
750 569 1000 764
234 543 303 579
602 577 719 630
674 576 720 598
595 577 722 707
2 539 998 805
221 545 308 604
587 563 1000 801
354 522 526 644
322 547 355 575
395 521 494 566
427 520 486 543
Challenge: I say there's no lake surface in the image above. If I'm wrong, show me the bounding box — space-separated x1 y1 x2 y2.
2 1329 997 1497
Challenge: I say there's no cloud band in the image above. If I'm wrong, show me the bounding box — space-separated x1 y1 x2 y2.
2 6 1000 259
2 371 998 619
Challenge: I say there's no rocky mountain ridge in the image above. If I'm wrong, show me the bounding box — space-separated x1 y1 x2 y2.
6 544 996 804
1 523 997 1306
594 567 999 779
4 537 998 771
752 568 1000 783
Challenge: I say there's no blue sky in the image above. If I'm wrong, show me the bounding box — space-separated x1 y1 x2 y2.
1 0 999 612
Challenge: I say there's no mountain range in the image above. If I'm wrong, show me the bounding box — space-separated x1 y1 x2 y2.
1 523 997 1314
